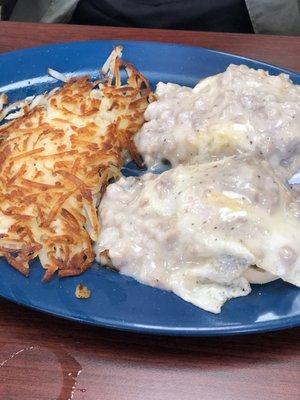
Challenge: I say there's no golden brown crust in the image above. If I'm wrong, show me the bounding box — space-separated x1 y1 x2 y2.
0 51 150 280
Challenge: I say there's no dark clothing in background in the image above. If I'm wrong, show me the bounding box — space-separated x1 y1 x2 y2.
0 0 17 20
70 0 254 33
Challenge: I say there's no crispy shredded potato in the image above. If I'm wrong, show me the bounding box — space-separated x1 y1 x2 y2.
0 47 151 281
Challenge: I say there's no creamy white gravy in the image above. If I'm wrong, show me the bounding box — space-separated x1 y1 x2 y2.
134 64 300 184
95 157 300 313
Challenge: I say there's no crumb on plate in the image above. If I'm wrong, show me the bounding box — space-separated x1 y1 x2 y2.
75 283 91 299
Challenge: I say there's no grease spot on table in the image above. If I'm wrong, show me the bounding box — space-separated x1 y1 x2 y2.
0 344 84 400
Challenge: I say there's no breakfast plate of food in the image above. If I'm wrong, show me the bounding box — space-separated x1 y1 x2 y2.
0 40 299 335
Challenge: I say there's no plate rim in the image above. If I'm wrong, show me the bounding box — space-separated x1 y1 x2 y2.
0 38 299 78
1 288 299 336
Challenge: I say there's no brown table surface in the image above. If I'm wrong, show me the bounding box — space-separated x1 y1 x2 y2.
0 21 299 400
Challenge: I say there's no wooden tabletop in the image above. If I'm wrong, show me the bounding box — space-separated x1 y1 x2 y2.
0 21 299 400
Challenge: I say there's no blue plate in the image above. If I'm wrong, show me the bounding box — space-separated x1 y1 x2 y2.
0 40 299 336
